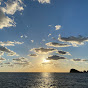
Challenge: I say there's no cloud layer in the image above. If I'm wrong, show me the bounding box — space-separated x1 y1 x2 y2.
13 57 30 66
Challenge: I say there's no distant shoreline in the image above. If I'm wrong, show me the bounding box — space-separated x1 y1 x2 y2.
70 69 88 73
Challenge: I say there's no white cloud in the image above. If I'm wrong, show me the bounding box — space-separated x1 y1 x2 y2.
0 41 24 46
48 25 52 27
55 25 61 30
42 39 45 41
24 35 27 38
38 0 50 4
31 40 34 43
48 34 51 37
20 35 23 38
0 8 15 29
0 0 24 29
20 35 27 38
2 0 24 15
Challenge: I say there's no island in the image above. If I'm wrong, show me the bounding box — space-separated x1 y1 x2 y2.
70 69 88 73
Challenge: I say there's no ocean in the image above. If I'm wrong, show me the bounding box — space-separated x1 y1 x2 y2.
0 72 88 88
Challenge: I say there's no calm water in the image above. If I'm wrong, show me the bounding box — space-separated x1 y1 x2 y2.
0 73 88 88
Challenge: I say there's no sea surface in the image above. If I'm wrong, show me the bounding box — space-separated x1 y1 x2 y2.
0 72 88 88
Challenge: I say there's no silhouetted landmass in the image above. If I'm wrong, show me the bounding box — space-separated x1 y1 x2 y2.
70 69 88 73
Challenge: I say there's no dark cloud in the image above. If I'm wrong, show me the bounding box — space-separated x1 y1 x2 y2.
31 47 56 54
13 57 27 62
46 42 71 47
0 57 5 61
0 51 4 56
14 60 30 66
72 59 88 62
46 55 67 60
82 59 88 61
72 59 81 61
13 58 21 62
57 50 71 55
13 57 30 66
0 41 24 46
58 35 88 46
4 62 11 64
29 54 37 57
0 46 17 56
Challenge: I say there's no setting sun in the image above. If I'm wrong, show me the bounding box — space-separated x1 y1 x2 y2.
43 59 50 63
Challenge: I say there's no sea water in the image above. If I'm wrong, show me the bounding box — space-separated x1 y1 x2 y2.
0 72 88 88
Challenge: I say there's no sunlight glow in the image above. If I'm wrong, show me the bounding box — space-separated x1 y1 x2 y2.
43 59 50 63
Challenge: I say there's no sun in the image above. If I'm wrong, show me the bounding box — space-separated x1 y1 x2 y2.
43 59 50 63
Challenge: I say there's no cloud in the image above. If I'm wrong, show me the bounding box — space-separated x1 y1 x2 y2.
55 25 61 30
82 59 88 61
52 37 57 40
31 40 34 43
13 58 22 62
24 35 27 38
30 47 56 54
46 42 71 47
4 62 11 64
48 34 51 37
71 59 88 62
0 46 18 56
13 57 27 62
13 57 30 66
37 0 50 4
42 62 53 65
20 35 27 38
29 54 37 57
2 0 24 15
0 8 15 29
57 50 71 55
42 39 45 42
0 57 5 61
8 64 14 67
58 35 88 46
46 55 67 60
0 41 24 46
0 0 24 29
20 35 23 38
14 59 30 66
48 25 52 27
0 51 4 56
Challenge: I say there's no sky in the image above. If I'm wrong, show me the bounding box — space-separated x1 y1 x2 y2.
0 0 88 72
